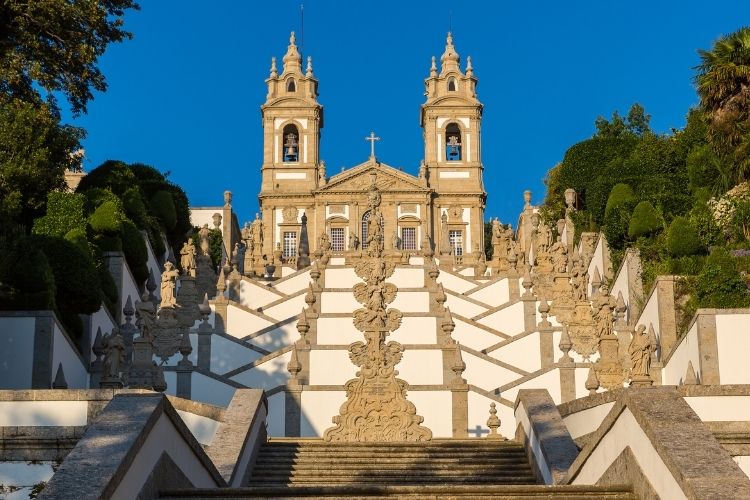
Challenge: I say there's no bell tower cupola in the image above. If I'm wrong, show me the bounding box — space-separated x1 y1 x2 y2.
260 32 323 195
421 33 483 194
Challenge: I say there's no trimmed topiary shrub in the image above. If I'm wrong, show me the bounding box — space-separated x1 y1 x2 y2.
32 192 87 237
89 199 125 234
121 220 149 285
64 228 91 261
696 248 750 308
628 201 661 239
149 190 176 230
605 183 635 217
0 237 56 310
666 216 702 257
122 187 149 228
603 202 634 249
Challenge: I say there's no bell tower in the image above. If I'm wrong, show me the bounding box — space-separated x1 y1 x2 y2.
421 33 486 260
260 32 323 195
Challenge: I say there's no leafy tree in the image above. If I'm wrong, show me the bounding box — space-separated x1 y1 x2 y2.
665 216 701 257
696 248 750 308
595 103 651 138
0 0 139 114
605 183 635 216
0 99 83 230
695 27 750 183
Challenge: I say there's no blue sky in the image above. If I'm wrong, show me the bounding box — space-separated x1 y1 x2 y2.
62 1 750 226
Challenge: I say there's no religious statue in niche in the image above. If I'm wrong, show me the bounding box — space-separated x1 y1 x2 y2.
199 224 211 256
251 214 263 255
242 222 254 255
349 232 360 250
180 238 197 277
160 261 180 308
592 283 616 338
629 324 656 377
102 327 126 381
549 236 568 274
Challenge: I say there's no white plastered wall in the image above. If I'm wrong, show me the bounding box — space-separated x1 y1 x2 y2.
186 372 236 407
272 270 311 295
209 335 261 374
325 268 359 288
502 369 562 405
309 350 358 385
263 294 307 320
176 410 221 446
52 322 88 388
0 317 34 389
635 288 660 344
562 402 615 439
488 332 541 373
716 314 750 384
662 321 700 385
249 322 300 351
436 271 476 294
684 396 750 421
300 390 347 437
397 350 443 385
477 301 526 335
120 260 141 320
452 318 503 351
239 280 283 310
230 351 292 390
88 305 117 356
571 409 686 500
443 293 487 318
389 316 437 344
467 280 510 308
226 305 273 339
409 391 453 438
266 392 285 437
320 292 360 313
586 236 605 297
0 401 88 426
390 268 424 288
317 317 362 345
390 291 430 313
462 351 522 391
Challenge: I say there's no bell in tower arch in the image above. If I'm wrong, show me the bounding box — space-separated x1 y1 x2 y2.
283 124 299 162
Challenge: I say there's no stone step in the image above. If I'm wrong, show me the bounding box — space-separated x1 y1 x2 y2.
248 477 538 486
160 484 638 499
253 458 531 468
252 470 536 481
256 452 526 461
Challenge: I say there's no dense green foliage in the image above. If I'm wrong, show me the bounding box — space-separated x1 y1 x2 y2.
121 220 149 285
605 184 635 216
696 27 750 185
696 249 750 308
0 99 84 231
0 237 56 310
666 216 702 257
0 0 139 115
628 201 661 239
32 192 87 238
191 227 224 269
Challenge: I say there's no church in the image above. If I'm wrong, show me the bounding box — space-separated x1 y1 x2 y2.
244 32 486 275
1 31 750 500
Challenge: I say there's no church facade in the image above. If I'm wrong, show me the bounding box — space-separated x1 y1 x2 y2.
250 32 486 273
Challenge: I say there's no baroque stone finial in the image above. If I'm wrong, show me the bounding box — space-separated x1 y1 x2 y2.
270 56 277 77
223 190 232 208
466 55 473 75
306 56 313 77
591 266 602 295
538 296 551 328
451 342 466 382
486 402 503 439
216 266 226 296
559 324 573 363
430 56 437 77
52 363 68 389
523 190 532 207
179 330 192 358
684 360 698 385
521 265 533 297
296 309 310 345
288 343 302 380
585 366 600 395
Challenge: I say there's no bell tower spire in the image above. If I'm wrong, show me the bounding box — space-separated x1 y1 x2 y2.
421 32 486 264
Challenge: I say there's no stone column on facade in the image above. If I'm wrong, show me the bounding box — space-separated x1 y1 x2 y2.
557 324 576 403
196 294 213 371
175 330 193 399
521 266 537 332
285 343 303 437
537 297 554 368
696 312 720 385
222 190 234 260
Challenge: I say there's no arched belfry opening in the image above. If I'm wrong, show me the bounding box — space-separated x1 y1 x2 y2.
286 78 296 92
283 124 299 162
447 77 457 92
445 123 462 161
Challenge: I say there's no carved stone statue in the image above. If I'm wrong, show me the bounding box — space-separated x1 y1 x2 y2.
199 224 211 256
319 233 332 254
392 229 401 250
592 283 616 338
160 261 180 308
180 238 197 277
102 327 126 380
571 256 587 301
549 236 568 273
440 212 450 255
349 232 360 250
629 324 656 377
251 214 263 255
537 222 552 254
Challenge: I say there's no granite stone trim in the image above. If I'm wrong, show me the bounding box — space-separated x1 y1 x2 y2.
256 289 307 314
514 389 579 484
166 396 225 421
696 314 720 385
206 389 267 486
38 393 224 500
557 389 622 417
563 387 750 499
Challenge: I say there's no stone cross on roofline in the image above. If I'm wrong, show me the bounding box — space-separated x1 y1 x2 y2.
365 131 380 159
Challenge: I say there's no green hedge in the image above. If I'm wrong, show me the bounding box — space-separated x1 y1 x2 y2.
666 216 702 257
89 199 125 234
32 192 87 238
696 248 750 308
605 183 635 217
149 190 176 230
0 237 56 310
628 201 661 238
121 220 149 285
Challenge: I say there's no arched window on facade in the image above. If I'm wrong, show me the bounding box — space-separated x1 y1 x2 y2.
361 210 383 249
287 78 296 92
282 124 299 162
447 77 457 92
445 123 462 161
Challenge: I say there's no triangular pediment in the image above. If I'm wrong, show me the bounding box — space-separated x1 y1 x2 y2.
318 160 429 193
